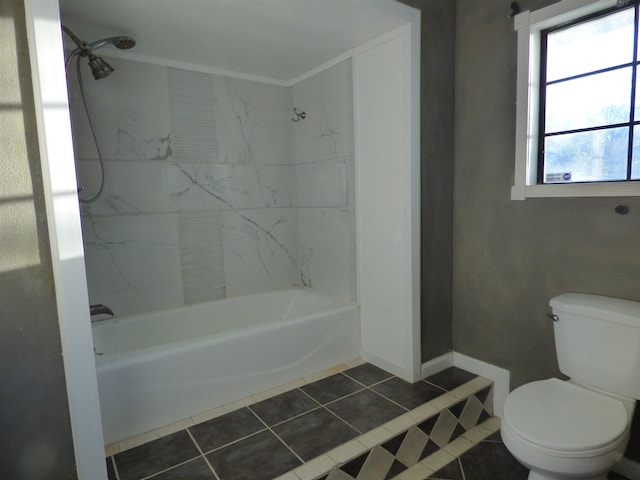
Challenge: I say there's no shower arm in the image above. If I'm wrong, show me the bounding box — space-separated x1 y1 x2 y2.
62 26 115 68
62 25 94 70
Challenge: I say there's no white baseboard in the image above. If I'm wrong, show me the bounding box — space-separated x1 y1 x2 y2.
452 352 510 418
613 457 640 480
361 351 414 383
420 351 510 418
421 352 453 378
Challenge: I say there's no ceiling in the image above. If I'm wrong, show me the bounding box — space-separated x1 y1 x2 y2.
58 0 410 85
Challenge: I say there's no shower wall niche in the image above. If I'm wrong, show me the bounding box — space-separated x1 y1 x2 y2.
69 56 356 316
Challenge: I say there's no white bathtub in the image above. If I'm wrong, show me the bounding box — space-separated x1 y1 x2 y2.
92 288 360 444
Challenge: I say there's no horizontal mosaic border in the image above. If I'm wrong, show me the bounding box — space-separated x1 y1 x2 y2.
275 376 495 480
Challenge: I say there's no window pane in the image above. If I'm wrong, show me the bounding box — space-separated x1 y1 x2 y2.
544 127 629 183
632 125 640 179
547 8 634 82
635 74 640 120
545 68 631 133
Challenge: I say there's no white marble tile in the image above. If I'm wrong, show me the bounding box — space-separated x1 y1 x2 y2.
163 163 293 211
81 214 183 316
293 60 351 163
67 56 172 161
211 76 292 164
298 208 352 300
77 160 166 215
222 208 298 297
296 158 348 208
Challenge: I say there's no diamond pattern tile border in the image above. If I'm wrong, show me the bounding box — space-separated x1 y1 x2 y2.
279 378 494 480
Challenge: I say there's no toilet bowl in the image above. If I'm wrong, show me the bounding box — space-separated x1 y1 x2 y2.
500 294 640 480
501 379 631 480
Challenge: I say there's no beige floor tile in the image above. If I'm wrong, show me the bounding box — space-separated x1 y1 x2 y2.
293 454 335 480
479 416 501 433
407 403 438 423
384 414 416 435
443 436 475 457
358 425 394 448
273 472 301 480
420 449 456 473
394 462 434 480
191 406 226 425
463 423 495 443
357 445 394 480
428 393 458 410
326 439 368 464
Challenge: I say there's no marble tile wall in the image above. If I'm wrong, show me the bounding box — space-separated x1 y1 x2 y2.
293 60 357 302
68 55 354 316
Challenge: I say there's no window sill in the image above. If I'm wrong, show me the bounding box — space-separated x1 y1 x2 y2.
511 181 640 199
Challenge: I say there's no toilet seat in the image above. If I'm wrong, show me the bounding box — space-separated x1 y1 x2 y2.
503 379 628 455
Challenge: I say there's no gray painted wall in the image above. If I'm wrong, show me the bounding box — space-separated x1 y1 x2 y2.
0 0 77 477
453 0 640 462
398 0 456 362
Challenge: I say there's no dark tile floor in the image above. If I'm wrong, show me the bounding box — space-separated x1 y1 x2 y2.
105 363 633 480
427 432 527 480
426 431 632 480
106 364 477 480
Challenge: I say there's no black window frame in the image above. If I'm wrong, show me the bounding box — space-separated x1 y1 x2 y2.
537 2 640 185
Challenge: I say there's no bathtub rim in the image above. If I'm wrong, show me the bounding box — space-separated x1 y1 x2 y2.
93 288 360 370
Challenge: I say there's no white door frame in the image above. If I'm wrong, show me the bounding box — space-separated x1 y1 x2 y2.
24 0 107 478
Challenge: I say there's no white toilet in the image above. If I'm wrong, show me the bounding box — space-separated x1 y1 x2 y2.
501 293 640 480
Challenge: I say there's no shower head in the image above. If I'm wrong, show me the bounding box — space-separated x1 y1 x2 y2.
88 36 136 52
87 54 114 80
62 25 136 79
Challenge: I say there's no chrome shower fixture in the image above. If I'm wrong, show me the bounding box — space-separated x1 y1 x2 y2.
62 25 136 80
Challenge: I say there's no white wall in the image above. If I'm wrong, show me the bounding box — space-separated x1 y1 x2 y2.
355 24 421 381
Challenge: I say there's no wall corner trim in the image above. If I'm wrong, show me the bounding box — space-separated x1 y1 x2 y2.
420 352 511 418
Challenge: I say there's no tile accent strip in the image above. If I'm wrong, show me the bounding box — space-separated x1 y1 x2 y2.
277 377 494 480
168 68 217 162
178 210 225 303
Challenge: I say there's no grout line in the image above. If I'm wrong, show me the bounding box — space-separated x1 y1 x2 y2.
297 386 326 408
422 379 452 394
321 403 367 435
199 428 268 456
340 369 394 389
249 402 324 430
193 410 270 456
185 428 221 480
250 403 306 465
110 456 121 480
458 457 467 480
267 425 306 465
366 386 418 413
139 454 204 480
320 386 369 410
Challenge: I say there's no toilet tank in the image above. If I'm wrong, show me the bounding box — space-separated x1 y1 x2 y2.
550 293 640 400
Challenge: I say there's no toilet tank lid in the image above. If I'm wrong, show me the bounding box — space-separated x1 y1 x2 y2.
550 293 640 328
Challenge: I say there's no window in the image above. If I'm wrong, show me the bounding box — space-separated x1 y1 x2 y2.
512 0 640 199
